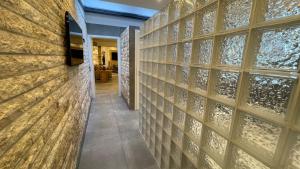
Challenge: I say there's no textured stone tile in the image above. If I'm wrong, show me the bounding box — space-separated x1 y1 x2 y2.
0 6 63 45
0 65 66 102
0 0 90 168
0 30 65 55
0 74 68 125
0 55 65 79
24 0 64 26
0 82 80 168
0 0 63 35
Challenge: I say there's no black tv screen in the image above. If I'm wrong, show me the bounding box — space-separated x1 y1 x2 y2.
112 52 118 60
65 11 84 66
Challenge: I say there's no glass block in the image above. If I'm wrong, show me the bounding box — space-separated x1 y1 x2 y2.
146 87 151 98
176 66 190 87
170 157 181 169
247 74 297 117
157 112 163 129
146 105 151 117
183 17 194 40
182 154 197 169
170 23 180 42
160 27 168 45
182 0 197 16
159 46 167 62
223 0 252 30
265 0 300 21
164 100 174 119
183 136 200 163
198 0 211 6
187 92 206 120
219 34 247 66
255 26 300 70
200 153 222 169
149 33 154 46
167 44 178 63
230 146 270 169
163 117 173 134
154 47 160 61
144 21 149 33
216 71 240 99
147 19 153 32
151 127 156 140
193 38 213 65
182 42 192 65
197 4 217 35
140 24 145 35
157 80 165 94
189 68 209 92
152 63 158 76
151 104 157 118
185 115 203 142
161 156 170 169
163 131 172 148
147 48 153 61
154 14 160 29
286 133 300 168
166 64 176 83
150 139 155 154
174 87 188 109
171 141 182 163
155 142 161 156
172 125 184 147
144 35 149 47
153 31 160 46
239 113 282 157
205 129 228 158
170 0 181 21
165 82 175 101
147 63 152 76
156 123 163 139
161 144 170 160
157 95 164 110
160 7 169 26
173 107 186 130
158 64 166 79
208 102 233 132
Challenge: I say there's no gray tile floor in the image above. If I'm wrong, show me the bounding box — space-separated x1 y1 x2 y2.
78 74 159 169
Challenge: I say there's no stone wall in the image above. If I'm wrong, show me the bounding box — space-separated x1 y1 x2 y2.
0 0 92 169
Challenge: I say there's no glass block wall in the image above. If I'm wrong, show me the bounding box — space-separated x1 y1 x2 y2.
139 0 300 169
121 28 130 105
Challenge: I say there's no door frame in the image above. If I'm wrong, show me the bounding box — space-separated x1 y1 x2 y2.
88 34 122 97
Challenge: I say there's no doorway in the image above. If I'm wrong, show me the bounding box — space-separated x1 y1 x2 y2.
91 38 119 94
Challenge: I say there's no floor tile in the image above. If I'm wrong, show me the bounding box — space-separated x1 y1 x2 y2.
79 76 157 169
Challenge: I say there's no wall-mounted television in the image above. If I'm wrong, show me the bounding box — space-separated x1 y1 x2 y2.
65 11 84 66
112 52 118 61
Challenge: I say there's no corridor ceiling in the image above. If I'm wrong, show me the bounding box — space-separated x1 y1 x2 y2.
81 0 170 18
99 0 170 10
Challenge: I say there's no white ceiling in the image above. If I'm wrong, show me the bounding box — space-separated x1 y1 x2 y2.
81 0 170 18
100 0 170 10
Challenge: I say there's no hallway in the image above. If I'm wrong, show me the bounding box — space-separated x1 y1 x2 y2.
78 76 159 169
